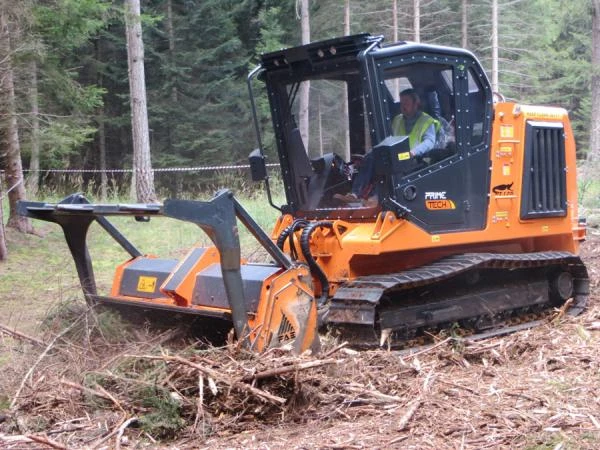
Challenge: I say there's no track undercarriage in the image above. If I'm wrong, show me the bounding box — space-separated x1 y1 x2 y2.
327 252 589 348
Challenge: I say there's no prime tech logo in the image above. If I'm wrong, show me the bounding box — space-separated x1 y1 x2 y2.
424 191 456 210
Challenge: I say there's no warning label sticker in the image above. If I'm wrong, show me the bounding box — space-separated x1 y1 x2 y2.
137 276 157 293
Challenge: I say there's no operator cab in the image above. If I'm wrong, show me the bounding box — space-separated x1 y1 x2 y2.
250 34 492 231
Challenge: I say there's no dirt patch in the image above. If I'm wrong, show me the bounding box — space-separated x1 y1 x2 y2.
0 236 599 449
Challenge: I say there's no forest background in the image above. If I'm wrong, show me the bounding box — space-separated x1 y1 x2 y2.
0 0 597 213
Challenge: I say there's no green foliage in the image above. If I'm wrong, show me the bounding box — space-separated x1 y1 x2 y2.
10 0 111 174
4 0 595 185
511 0 591 155
33 0 109 51
138 387 186 439
522 431 599 450
91 309 136 343
36 122 97 168
143 0 258 169
0 394 10 411
252 5 289 160
40 299 87 333
41 299 134 345
578 172 600 209
256 6 287 56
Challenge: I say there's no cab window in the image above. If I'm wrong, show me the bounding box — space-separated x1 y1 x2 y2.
465 67 485 146
382 62 458 171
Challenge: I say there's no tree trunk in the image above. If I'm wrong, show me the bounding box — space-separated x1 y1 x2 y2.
413 0 420 42
392 0 399 101
342 0 350 160
298 0 310 150
94 40 108 200
98 108 108 200
0 173 7 260
491 0 499 92
125 0 156 203
166 0 176 158
0 10 32 233
590 0 600 162
461 0 468 48
318 94 323 156
0 183 7 260
166 0 177 104
26 59 40 197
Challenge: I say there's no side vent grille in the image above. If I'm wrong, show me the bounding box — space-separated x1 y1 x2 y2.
277 314 296 343
521 121 567 219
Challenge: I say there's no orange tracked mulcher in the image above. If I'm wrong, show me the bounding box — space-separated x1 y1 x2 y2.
19 33 588 351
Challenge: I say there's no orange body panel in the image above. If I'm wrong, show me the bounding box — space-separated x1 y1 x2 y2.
271 102 584 297
160 246 221 306
109 249 319 353
111 247 227 315
248 265 319 353
110 252 318 353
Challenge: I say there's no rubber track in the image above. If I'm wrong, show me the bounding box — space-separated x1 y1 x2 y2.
332 251 589 313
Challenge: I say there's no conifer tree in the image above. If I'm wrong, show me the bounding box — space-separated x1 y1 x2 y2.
0 2 32 233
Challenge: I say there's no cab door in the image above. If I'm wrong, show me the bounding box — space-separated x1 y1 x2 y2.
372 47 493 233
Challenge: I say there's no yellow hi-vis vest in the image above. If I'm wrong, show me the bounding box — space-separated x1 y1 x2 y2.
391 112 439 149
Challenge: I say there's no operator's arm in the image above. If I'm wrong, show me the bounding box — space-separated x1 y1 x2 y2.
410 124 436 157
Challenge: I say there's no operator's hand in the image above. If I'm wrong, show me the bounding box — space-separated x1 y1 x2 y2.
342 162 354 180
409 149 416 158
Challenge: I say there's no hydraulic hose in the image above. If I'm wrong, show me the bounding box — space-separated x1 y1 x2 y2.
300 221 334 306
276 219 308 260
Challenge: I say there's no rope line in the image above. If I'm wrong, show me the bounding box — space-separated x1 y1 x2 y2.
20 163 280 174
0 178 23 201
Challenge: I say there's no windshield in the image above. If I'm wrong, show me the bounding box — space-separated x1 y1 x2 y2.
267 71 378 218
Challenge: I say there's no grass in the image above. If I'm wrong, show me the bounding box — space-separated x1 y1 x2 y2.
523 431 600 450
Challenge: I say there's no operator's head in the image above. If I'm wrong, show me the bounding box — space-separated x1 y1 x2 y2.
400 88 421 119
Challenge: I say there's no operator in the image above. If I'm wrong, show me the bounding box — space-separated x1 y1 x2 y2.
391 88 439 158
335 88 439 205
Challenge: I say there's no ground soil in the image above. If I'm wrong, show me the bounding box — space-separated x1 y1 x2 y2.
199 234 600 449
0 231 599 449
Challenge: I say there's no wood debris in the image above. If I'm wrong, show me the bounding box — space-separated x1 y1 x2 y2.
0 237 599 449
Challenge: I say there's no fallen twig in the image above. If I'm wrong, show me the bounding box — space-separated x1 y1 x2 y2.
344 385 403 403
388 435 409 445
0 323 46 347
60 379 124 411
397 396 423 431
322 341 348 358
243 358 339 381
10 317 83 409
193 373 205 433
98 328 182 370
47 424 88 435
551 297 574 325
25 434 67 450
397 337 451 360
438 378 478 395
